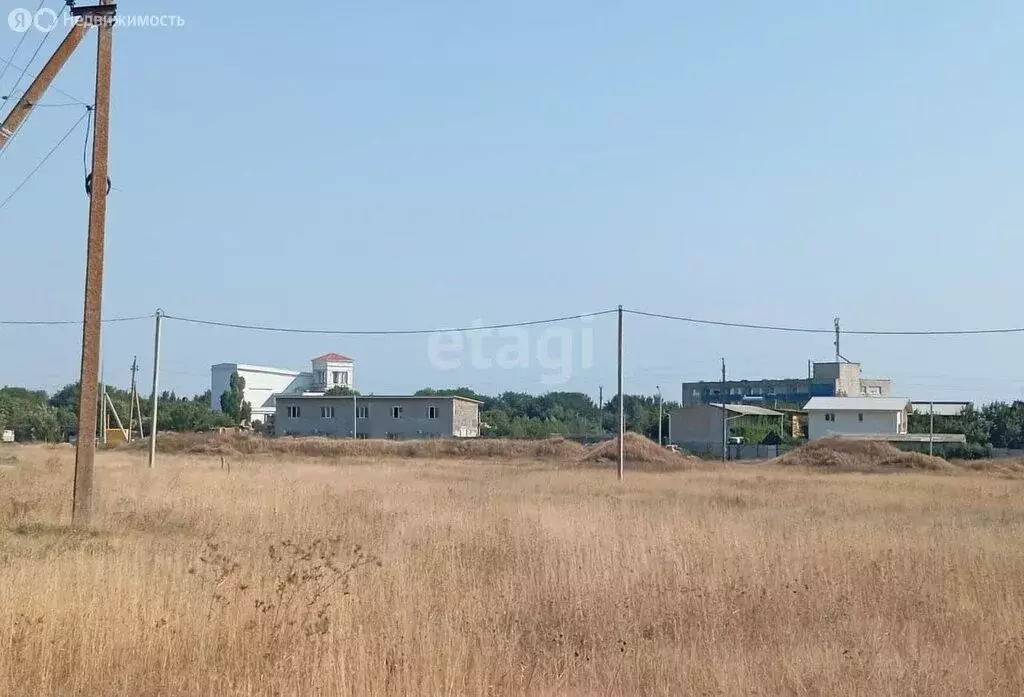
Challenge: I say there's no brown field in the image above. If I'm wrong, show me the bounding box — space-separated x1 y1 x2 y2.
1 442 1023 696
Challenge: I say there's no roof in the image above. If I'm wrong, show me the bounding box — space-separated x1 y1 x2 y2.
312 353 354 362
804 397 910 412
211 363 305 377
707 403 784 416
276 394 483 405
825 433 967 444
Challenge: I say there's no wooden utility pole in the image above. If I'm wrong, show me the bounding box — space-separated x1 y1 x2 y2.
72 2 117 526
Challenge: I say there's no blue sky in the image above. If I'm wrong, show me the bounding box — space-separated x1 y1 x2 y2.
1 0 1022 404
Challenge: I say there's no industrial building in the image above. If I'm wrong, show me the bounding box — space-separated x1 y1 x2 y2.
668 403 784 455
210 353 356 425
274 394 481 439
680 361 892 407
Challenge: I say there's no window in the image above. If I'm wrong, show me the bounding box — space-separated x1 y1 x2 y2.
858 413 864 422
427 406 438 419
868 386 881 396
286 406 301 419
392 406 403 419
824 413 836 422
321 406 335 419
332 371 341 385
357 406 369 419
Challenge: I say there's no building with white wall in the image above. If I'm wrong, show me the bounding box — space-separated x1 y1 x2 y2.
310 353 355 392
211 352 356 425
804 397 911 441
210 363 313 424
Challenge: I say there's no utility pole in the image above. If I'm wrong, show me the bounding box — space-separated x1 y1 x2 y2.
656 385 662 446
834 317 841 364
721 358 727 462
148 310 163 469
617 305 624 481
99 341 107 445
598 385 604 434
929 401 935 457
72 1 117 527
127 356 138 442
352 394 358 439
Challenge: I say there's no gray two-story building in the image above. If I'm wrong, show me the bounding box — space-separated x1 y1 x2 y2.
273 395 481 439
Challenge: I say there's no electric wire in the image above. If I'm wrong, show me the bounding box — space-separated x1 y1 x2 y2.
623 308 1024 337
161 309 619 335
5 2 67 100
0 314 154 326
0 55 89 106
0 105 90 211
0 0 47 92
2 306 1023 338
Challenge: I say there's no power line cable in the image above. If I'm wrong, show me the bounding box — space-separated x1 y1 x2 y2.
162 309 618 335
0 105 90 211
624 308 1024 337
0 314 154 326
624 309 832 334
0 56 88 106
5 2 67 101
0 0 47 92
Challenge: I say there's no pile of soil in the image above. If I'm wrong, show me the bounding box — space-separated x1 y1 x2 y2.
770 438 953 472
580 433 700 471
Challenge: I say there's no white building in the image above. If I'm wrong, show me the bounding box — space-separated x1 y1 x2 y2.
210 353 356 425
310 353 355 392
804 397 911 441
210 363 313 424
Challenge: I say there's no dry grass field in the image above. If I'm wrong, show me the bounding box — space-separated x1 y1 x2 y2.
1 442 1023 696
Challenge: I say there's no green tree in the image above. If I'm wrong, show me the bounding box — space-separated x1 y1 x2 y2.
324 386 360 396
219 372 247 424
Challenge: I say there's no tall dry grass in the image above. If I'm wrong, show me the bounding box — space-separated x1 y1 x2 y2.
1 444 1022 695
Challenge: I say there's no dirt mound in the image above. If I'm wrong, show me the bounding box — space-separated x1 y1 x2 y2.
580 433 700 471
137 432 589 460
771 439 953 472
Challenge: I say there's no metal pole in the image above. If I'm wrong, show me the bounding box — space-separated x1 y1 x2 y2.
721 358 727 462
352 394 357 439
127 356 137 443
617 305 624 481
834 318 841 364
72 9 115 527
99 337 107 446
929 401 934 456
657 386 662 446
148 310 163 468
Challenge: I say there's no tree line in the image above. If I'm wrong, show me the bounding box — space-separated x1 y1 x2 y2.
0 384 235 442
3 378 1022 455
908 403 1024 457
